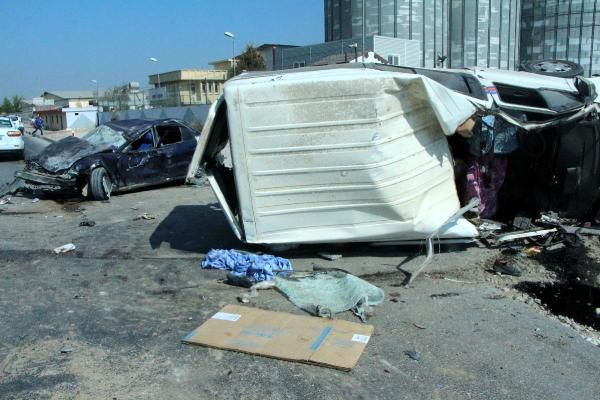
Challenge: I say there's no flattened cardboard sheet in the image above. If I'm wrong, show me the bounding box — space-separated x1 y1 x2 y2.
182 304 374 370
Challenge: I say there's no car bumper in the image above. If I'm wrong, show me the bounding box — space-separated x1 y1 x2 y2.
16 170 78 192
0 141 24 152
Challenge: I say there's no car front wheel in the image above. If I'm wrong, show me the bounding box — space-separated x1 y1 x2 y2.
89 167 113 200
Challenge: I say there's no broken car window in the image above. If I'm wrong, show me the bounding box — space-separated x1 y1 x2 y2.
129 130 155 151
82 125 127 149
156 125 182 146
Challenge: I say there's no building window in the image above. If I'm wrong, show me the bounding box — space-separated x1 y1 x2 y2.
388 55 400 65
293 61 305 68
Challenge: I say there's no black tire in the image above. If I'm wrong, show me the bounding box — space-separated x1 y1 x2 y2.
89 167 113 200
520 59 584 78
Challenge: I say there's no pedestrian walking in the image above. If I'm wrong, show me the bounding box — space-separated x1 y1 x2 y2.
32 114 44 136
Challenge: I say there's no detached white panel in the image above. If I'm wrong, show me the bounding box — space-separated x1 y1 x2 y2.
223 68 476 243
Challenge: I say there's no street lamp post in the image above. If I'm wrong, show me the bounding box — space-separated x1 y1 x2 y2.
348 43 358 62
91 79 99 126
224 31 236 76
149 57 161 87
149 57 164 105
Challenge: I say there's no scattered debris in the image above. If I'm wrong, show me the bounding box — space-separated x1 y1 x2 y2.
134 213 156 220
274 271 384 321
513 216 537 231
430 292 460 298
60 347 74 354
79 220 96 227
0 197 11 205
523 246 542 257
412 323 427 330
404 350 421 361
495 228 558 244
317 252 343 261
202 249 293 284
31 198 39 203
492 258 522 277
479 222 503 231
182 304 373 370
53 243 76 254
389 292 401 298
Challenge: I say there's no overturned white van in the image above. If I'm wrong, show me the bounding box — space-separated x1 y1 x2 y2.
187 64 482 244
186 63 600 245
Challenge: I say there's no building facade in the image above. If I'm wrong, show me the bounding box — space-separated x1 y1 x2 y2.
520 0 600 76
37 107 97 131
324 0 521 70
278 35 420 69
148 69 227 106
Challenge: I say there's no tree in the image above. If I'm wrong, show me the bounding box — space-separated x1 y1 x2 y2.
11 96 24 113
1 97 13 114
231 44 266 77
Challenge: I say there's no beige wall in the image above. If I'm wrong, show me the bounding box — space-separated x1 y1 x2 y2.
148 69 228 105
67 99 94 108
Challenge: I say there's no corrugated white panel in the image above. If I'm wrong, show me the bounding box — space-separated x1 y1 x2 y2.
222 68 477 244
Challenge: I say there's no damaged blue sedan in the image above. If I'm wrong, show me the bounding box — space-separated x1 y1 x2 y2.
5 118 199 200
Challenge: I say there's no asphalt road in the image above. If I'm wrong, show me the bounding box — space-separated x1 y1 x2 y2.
0 158 23 190
0 183 599 399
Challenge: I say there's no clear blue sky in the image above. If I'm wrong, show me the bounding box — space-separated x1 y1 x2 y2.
0 0 324 99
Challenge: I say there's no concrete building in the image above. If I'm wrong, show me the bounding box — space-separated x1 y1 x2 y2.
36 91 98 130
520 0 600 76
277 35 420 69
324 0 521 70
37 107 97 131
41 91 96 108
148 69 228 105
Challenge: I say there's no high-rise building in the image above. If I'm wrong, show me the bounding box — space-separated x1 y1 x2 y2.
520 0 600 76
324 0 521 69
324 0 600 76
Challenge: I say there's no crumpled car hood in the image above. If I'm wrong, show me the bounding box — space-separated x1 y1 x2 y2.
32 136 112 173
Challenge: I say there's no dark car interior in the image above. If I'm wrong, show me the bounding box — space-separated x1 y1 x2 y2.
130 130 155 151
156 125 183 146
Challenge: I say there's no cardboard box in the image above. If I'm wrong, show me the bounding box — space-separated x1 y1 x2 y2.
182 304 374 370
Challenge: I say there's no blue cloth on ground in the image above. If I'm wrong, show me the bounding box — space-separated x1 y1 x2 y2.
202 249 293 282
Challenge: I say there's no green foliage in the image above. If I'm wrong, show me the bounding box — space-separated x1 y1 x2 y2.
230 44 266 77
11 96 24 113
1 97 14 114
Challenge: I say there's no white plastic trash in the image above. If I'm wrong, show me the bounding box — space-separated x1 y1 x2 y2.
54 243 76 254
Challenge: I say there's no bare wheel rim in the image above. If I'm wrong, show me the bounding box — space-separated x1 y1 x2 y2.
533 61 573 73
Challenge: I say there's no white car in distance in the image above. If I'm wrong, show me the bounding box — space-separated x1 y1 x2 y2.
8 115 24 133
0 117 24 159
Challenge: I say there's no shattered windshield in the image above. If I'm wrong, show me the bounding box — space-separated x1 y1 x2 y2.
82 125 127 148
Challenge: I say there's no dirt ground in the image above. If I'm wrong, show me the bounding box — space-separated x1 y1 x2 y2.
0 174 599 399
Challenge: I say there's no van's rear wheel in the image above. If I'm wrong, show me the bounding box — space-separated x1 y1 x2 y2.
89 167 112 200
520 59 584 78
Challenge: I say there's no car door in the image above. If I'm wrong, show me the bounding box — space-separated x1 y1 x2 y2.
155 123 197 179
117 128 166 188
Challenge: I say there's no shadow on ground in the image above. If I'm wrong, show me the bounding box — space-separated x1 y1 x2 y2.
149 203 247 253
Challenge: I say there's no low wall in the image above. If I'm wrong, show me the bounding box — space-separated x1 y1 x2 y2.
99 104 211 129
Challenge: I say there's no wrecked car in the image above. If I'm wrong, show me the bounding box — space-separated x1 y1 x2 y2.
5 118 199 200
186 63 600 245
